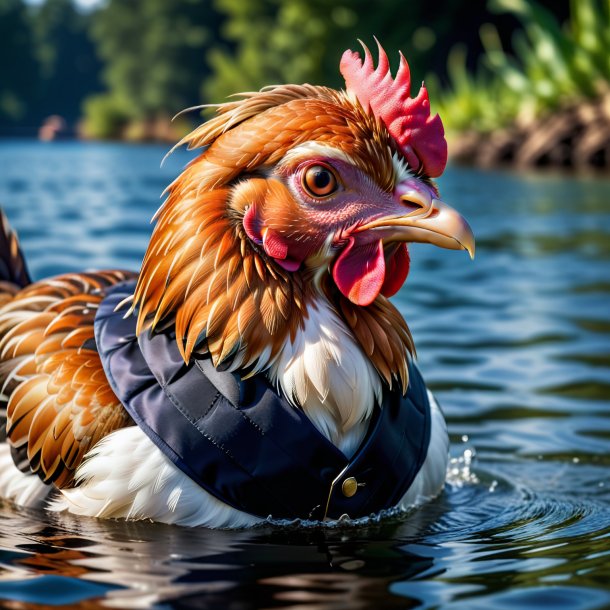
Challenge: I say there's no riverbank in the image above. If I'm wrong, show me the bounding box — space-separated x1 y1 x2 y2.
449 94 610 173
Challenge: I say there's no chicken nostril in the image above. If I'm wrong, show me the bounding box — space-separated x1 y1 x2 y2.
399 196 429 216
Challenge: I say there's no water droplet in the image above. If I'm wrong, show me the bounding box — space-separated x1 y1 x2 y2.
446 446 479 488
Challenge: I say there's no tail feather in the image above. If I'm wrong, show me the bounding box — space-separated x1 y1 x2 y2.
0 209 31 290
0 208 31 441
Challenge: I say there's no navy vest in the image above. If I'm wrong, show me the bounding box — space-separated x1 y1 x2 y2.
94 282 431 521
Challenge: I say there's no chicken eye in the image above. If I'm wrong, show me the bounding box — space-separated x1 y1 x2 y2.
302 165 338 198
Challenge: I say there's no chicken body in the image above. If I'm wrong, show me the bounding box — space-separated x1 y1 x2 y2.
0 43 473 527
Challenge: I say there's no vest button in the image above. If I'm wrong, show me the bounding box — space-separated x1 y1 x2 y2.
341 477 358 498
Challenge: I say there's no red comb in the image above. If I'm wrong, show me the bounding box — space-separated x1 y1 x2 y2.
340 39 447 177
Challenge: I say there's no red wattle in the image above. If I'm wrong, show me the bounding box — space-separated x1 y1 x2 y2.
244 211 303 272
243 205 262 244
263 228 288 260
332 238 386 306
381 243 410 297
263 229 303 271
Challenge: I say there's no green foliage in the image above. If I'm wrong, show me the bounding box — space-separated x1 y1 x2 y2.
30 0 102 123
202 0 479 103
80 93 131 139
428 45 521 135
1 0 101 130
437 0 610 134
204 0 355 100
0 0 39 124
85 0 222 133
4 0 592 143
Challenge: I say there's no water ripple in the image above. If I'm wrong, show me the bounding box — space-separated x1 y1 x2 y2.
0 144 609 609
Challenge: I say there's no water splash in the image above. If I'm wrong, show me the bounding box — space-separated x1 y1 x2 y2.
446 439 479 489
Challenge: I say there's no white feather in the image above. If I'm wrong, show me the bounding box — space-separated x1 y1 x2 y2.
0 443 52 507
51 426 262 528
269 297 382 457
396 391 449 508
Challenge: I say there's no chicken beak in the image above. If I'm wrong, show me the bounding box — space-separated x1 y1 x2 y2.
358 199 475 259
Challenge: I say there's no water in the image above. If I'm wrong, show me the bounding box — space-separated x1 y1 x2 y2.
0 140 609 609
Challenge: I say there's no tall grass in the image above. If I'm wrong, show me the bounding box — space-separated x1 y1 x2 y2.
436 0 610 134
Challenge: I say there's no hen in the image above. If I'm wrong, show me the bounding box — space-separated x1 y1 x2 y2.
0 41 474 528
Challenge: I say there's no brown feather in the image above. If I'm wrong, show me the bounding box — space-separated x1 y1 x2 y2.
1 271 135 487
131 84 412 386
337 293 413 392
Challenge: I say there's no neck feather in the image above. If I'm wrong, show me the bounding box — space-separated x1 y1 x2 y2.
269 296 383 456
132 158 414 389
132 184 309 374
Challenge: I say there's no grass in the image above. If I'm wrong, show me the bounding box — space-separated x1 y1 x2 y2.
435 0 610 135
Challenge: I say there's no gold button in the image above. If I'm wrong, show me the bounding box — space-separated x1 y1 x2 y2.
342 477 358 498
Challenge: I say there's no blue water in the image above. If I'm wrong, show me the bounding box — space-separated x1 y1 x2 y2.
0 140 609 609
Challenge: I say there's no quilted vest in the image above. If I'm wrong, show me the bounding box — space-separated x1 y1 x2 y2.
94 281 431 521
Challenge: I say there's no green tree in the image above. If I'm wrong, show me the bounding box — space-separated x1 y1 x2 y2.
30 0 102 127
204 0 409 100
85 0 223 137
0 0 39 128
203 0 513 102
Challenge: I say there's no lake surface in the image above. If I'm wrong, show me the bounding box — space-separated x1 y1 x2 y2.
0 140 609 609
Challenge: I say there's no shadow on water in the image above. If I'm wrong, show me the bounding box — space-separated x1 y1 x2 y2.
0 143 610 609
0 503 441 609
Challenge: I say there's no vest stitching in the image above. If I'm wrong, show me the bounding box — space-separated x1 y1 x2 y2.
224 401 265 435
160 382 238 461
159 380 299 513
194 390 221 426
194 360 265 435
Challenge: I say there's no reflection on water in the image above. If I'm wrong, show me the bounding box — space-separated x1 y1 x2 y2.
0 141 609 609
